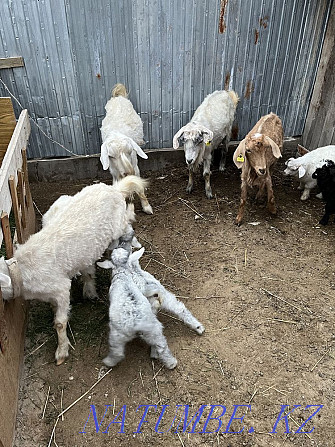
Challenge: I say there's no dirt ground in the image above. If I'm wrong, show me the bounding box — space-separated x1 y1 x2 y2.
14 155 335 447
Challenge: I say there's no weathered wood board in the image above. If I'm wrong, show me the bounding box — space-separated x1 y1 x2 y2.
0 98 17 166
0 57 24 70
0 108 35 447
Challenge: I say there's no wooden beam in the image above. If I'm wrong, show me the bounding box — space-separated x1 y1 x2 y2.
0 57 24 70
303 2 335 149
8 175 23 244
1 212 13 259
0 110 30 247
0 98 16 166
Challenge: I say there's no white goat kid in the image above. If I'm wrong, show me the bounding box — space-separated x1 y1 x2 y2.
173 90 239 198
127 248 205 335
98 248 178 369
284 145 335 200
100 83 153 214
0 176 147 365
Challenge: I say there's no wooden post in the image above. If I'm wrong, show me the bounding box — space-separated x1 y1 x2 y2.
17 170 26 229
22 148 33 210
0 109 32 447
0 288 8 355
8 175 23 244
0 212 13 259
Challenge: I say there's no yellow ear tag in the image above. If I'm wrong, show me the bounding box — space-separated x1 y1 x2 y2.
205 140 212 146
237 154 245 162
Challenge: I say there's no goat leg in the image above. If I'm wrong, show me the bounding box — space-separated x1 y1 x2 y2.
236 178 248 225
203 156 213 199
54 293 71 365
266 176 277 215
103 328 131 367
219 137 228 172
319 203 331 225
138 191 153 215
81 264 98 300
142 323 177 369
159 290 204 335
186 168 194 194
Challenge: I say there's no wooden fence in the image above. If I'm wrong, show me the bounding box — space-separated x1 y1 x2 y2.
0 99 36 447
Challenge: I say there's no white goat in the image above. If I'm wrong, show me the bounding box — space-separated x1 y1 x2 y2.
173 90 239 198
0 176 147 365
284 145 335 200
100 83 153 214
98 248 178 369
42 194 99 300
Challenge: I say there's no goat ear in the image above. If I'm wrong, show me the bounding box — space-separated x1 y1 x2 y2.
129 246 145 263
267 137 282 159
0 272 12 288
131 236 142 249
100 142 110 170
129 139 148 159
173 128 185 149
97 260 114 270
201 127 214 144
297 144 309 156
233 139 246 168
298 166 306 178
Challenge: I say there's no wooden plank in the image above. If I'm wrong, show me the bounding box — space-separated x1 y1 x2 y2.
8 176 23 244
1 212 13 259
0 110 33 447
0 57 24 70
0 288 8 355
303 2 335 149
0 292 27 447
22 148 33 209
17 170 26 229
0 98 16 166
0 110 30 247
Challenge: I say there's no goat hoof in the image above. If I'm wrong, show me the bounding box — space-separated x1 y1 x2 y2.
219 165 226 172
165 358 178 369
55 357 66 366
83 290 99 301
196 324 205 335
103 356 119 367
143 204 153 215
150 347 159 359
186 186 193 194
55 345 69 365
235 218 242 226
206 191 213 199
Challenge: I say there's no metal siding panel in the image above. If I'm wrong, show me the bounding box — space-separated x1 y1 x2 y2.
0 0 332 157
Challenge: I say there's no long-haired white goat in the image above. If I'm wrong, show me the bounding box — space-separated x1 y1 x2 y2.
0 176 147 365
173 90 239 198
100 84 153 214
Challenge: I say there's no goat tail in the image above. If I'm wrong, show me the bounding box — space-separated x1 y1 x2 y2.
228 90 240 108
112 175 149 200
112 83 128 98
120 152 135 176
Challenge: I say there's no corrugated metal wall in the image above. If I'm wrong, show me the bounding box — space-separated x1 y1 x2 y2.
0 0 332 159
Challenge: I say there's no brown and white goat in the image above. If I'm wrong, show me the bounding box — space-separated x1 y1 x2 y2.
233 113 283 226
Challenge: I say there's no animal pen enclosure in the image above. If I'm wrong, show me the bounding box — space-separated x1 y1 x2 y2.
0 1 335 446
0 0 333 158
0 100 35 447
